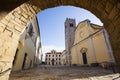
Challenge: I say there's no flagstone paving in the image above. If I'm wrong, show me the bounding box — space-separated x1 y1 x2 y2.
9 65 120 80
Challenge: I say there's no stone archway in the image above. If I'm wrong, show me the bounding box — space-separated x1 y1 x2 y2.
0 1 40 79
0 0 120 79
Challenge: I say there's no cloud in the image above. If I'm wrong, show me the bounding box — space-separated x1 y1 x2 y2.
42 45 64 53
42 45 65 61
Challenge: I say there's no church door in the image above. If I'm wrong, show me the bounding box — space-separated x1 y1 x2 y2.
82 53 87 64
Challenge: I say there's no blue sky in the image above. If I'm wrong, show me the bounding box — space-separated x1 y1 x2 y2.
37 6 103 56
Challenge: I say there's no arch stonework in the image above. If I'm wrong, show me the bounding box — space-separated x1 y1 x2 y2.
0 1 40 79
0 0 120 79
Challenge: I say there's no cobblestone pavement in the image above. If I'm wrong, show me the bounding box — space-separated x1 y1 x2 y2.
9 65 120 80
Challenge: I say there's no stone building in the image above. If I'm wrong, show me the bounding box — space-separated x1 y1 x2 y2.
61 50 67 65
12 16 42 71
45 50 61 65
65 18 76 65
71 19 115 65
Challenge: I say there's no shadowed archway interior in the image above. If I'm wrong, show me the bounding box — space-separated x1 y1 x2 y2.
0 0 120 79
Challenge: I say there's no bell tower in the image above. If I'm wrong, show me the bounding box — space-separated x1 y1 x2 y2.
64 18 76 65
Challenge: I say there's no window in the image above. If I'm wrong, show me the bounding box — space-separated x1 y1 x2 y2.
70 23 73 27
28 23 33 36
13 48 19 66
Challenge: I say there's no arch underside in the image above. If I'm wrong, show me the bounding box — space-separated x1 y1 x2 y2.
0 0 120 79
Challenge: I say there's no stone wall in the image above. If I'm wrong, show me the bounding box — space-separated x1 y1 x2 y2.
0 1 40 79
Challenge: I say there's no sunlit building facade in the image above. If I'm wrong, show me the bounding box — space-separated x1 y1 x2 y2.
71 19 115 65
12 16 42 71
45 50 61 65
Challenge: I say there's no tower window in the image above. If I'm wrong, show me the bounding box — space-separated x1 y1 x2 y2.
70 23 73 27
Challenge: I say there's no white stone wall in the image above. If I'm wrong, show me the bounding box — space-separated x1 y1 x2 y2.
45 50 61 65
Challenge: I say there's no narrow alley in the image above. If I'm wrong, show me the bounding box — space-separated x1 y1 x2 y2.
9 65 119 80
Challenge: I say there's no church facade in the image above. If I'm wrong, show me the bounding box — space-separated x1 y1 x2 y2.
71 19 115 65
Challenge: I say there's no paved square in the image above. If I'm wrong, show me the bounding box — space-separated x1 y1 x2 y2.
9 65 120 80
